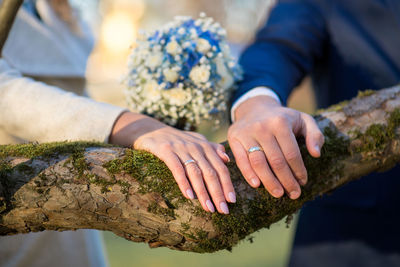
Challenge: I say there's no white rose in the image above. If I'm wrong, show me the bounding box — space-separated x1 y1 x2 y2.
178 27 186 35
144 80 161 101
163 68 179 83
166 40 181 55
146 52 163 69
196 38 211 53
189 65 210 85
162 88 191 106
216 58 234 90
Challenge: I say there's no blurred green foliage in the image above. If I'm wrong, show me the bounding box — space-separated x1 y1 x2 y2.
103 218 295 267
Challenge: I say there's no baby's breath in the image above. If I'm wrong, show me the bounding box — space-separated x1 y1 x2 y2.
124 14 242 130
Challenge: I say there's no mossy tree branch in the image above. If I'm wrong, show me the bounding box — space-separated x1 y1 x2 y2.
1 85 400 253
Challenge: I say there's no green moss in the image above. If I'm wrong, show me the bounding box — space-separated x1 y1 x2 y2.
117 181 131 195
147 202 175 221
0 160 12 178
387 108 400 135
87 174 114 193
103 149 189 206
0 141 109 159
300 127 350 195
180 222 190 232
351 108 400 154
71 151 89 179
191 126 352 253
357 89 376 98
317 100 349 113
0 161 13 213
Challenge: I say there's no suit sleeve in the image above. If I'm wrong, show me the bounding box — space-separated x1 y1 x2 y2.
0 59 126 143
234 0 328 105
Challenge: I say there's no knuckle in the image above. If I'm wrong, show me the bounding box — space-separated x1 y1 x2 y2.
174 141 186 150
170 162 184 173
186 142 202 152
190 131 205 138
272 115 289 127
216 167 230 181
160 142 173 150
250 154 266 168
253 121 266 133
302 113 312 120
283 178 300 191
187 165 202 177
269 156 287 171
294 169 307 180
285 150 300 162
219 165 230 177
203 167 218 179
241 167 255 178
192 166 203 177
227 128 235 139
200 141 214 151
227 127 240 139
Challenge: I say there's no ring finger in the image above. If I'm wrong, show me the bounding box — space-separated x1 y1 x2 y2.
244 141 284 198
190 149 230 214
179 153 215 213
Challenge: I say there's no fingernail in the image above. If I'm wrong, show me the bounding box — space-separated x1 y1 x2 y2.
314 145 320 154
251 178 259 187
273 189 283 197
220 202 229 214
228 192 236 203
186 189 194 199
222 152 230 162
289 191 300 199
206 200 215 213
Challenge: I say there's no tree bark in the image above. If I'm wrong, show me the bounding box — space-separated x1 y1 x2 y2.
1 86 400 253
0 0 23 55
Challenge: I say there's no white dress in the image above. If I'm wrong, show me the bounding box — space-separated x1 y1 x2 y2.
0 1 126 266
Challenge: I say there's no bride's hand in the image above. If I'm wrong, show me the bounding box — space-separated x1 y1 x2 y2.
109 111 235 214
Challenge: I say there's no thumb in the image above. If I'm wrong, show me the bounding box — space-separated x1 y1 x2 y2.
300 113 325 158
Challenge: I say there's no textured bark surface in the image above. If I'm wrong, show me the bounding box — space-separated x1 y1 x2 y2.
1 86 400 253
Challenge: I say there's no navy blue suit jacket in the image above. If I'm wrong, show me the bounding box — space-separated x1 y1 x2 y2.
237 0 400 259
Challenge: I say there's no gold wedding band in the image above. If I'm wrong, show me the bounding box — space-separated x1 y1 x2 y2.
184 159 197 166
248 146 263 154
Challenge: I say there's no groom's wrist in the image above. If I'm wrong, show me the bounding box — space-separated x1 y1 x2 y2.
230 87 282 122
234 95 282 122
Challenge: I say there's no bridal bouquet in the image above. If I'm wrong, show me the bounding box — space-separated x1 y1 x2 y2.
125 13 242 130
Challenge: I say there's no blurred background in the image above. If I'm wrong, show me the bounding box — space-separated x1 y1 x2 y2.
69 0 316 266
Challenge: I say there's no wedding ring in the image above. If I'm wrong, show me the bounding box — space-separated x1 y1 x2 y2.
184 159 197 166
248 146 263 154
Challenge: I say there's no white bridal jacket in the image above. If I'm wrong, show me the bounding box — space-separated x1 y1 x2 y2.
0 1 126 266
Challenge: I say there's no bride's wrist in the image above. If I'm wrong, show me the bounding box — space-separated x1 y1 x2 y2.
109 111 164 147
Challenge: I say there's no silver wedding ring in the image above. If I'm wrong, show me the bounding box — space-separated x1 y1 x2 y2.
184 159 197 166
248 146 263 154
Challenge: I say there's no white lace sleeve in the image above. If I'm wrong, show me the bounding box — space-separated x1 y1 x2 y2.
0 59 126 143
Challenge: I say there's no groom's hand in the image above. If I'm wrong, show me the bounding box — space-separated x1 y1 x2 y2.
228 95 324 199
